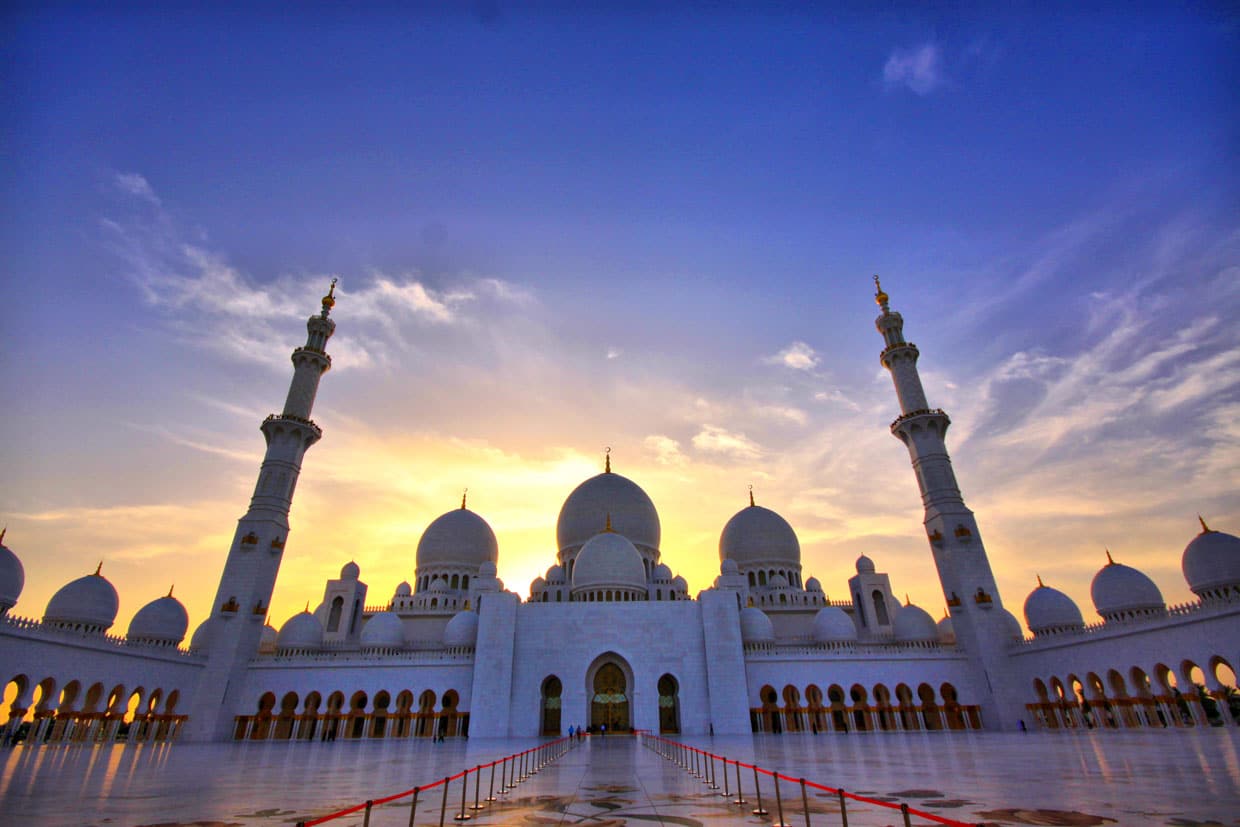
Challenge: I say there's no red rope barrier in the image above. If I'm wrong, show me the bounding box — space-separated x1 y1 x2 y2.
644 734 972 827
296 734 574 825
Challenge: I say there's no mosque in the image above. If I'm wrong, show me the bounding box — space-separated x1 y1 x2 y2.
2 280 1238 745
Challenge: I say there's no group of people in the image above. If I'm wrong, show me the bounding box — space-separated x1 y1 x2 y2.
566 724 591 740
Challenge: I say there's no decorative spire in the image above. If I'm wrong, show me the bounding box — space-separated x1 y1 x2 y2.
461 488 468 510
1036 573 1044 588
605 512 613 532
95 560 103 576
0 527 5 545
1199 514 1212 534
604 446 611 474
168 584 175 598
320 277 338 317
904 592 911 606
304 601 310 613
748 484 755 507
1105 548 1114 565
873 274 890 312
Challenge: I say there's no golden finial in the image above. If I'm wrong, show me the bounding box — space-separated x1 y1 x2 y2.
461 488 468 510
304 601 310 613
1198 514 1212 534
0 527 5 545
321 277 338 315
95 560 103 576
1105 549 1114 565
904 592 911 606
873 274 889 309
605 513 613 532
748 484 755 507
168 584 175 598
1036 573 1044 588
604 446 611 474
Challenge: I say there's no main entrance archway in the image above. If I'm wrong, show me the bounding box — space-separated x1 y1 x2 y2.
588 655 631 732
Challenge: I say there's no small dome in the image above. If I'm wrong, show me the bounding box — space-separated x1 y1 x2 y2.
444 610 479 646
572 532 647 591
855 555 875 574
189 618 217 651
893 603 937 642
361 611 405 649
1023 583 1085 635
720 559 739 576
530 576 546 593
44 568 119 631
739 606 775 644
428 577 451 593
340 561 360 580
719 504 800 567
479 561 498 578
805 576 822 593
998 608 1024 642
768 573 789 589
394 581 412 597
276 611 324 651
652 563 673 581
1091 556 1165 619
937 614 956 645
127 593 189 645
812 606 858 642
558 471 661 553
1182 523 1240 597
672 575 688 592
258 624 278 654
0 535 24 612
416 508 499 569
546 564 565 583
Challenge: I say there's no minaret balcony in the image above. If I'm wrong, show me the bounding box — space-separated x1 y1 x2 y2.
261 413 323 441
889 408 950 431
879 341 919 367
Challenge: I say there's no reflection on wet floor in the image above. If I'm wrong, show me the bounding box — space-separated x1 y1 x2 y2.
0 729 1237 827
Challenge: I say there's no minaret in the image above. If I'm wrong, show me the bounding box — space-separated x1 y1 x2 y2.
874 276 1019 728
185 281 338 741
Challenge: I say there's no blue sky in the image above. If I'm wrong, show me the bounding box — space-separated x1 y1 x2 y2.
2 4 1238 633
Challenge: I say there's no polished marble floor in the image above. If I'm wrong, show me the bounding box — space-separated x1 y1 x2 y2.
2 729 1238 827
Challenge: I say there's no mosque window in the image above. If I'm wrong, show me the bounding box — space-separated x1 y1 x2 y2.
854 592 866 626
872 590 890 625
327 596 344 632
450 574 459 589
758 571 767 586
748 572 756 587
657 589 662 600
462 575 469 591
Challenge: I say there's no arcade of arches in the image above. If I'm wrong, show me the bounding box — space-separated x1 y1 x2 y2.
750 681 980 733
1025 657 1240 730
2 674 185 745
229 687 469 741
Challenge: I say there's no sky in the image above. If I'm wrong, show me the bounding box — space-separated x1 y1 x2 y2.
2 4 1238 639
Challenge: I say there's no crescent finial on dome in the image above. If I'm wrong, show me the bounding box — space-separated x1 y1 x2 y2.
1036 573 1044 588
304 601 310 613
904 592 910 606
461 488 468 510
1105 548 1114 565
321 277 338 316
168 584 175 597
95 560 103 576
605 446 611 474
874 274 890 310
605 512 613 533
1199 514 1212 534
0 527 5 545
748 484 755 507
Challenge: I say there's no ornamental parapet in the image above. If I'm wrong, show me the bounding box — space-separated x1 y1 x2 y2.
890 408 950 430
744 638 957 659
1012 593 1240 649
879 341 919 364
0 613 204 660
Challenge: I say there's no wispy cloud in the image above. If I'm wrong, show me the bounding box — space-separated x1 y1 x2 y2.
692 425 763 461
644 434 687 466
883 43 945 95
766 341 819 370
113 172 161 205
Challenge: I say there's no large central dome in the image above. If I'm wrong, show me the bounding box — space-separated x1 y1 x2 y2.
557 470 661 553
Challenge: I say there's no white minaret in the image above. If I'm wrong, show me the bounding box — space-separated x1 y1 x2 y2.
875 276 1020 728
185 281 338 741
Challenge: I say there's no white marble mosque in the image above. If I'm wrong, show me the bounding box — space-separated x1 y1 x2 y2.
2 280 1239 748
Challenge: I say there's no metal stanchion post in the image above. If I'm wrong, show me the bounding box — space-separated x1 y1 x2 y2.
799 779 810 827
837 789 848 827
708 753 718 789
500 756 509 793
752 767 768 816
470 764 484 810
486 762 496 802
454 768 472 821
363 800 373 827
773 773 789 827
406 787 420 827
900 802 911 827
693 747 701 778
733 761 747 805
721 757 731 797
439 777 450 827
